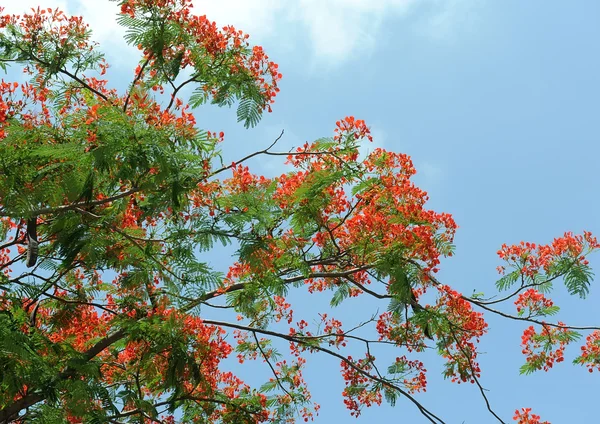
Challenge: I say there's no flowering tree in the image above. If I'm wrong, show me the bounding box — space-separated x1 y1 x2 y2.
0 1 598 423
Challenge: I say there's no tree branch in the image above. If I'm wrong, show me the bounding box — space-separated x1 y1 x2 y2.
202 319 446 424
209 130 285 178
0 188 140 218
0 329 127 423
186 266 371 309
123 56 152 113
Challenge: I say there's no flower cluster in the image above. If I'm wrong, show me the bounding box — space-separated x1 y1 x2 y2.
520 323 574 372
119 0 282 112
340 149 457 274
333 116 373 142
225 164 272 193
436 285 488 383
513 408 550 424
273 295 293 324
514 289 554 316
394 356 428 393
498 232 600 277
576 330 600 373
320 313 346 348
340 355 382 417
376 311 428 352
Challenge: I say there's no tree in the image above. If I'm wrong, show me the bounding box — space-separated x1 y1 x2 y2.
0 1 598 423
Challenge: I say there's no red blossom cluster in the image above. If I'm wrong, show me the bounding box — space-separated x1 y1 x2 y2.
497 232 600 277
578 330 600 373
376 311 428 352
119 0 281 112
333 116 373 142
0 79 52 138
206 130 225 143
258 355 316 423
100 308 260 421
285 116 373 169
398 356 428 393
514 289 554 316
0 81 20 138
0 7 111 99
436 285 487 383
513 408 550 424
339 149 457 274
0 7 91 49
45 301 110 350
520 323 571 371
340 355 382 417
320 313 346 348
225 164 272 193
0 217 16 275
273 295 293 324
233 329 258 364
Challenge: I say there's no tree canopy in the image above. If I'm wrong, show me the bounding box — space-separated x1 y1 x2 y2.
0 1 599 423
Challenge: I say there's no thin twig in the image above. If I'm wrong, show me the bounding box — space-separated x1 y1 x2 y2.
209 130 285 178
123 56 152 113
252 331 293 398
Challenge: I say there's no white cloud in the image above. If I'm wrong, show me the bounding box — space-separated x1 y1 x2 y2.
190 0 481 65
415 0 484 42
2 1 69 14
286 0 416 66
70 1 139 69
195 0 285 42
2 0 480 69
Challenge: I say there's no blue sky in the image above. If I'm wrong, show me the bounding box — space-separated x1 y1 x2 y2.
4 0 600 422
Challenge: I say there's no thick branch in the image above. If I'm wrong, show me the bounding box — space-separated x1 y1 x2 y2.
186 266 371 309
0 188 139 218
0 329 126 422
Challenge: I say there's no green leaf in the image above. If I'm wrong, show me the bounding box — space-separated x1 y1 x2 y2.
383 387 397 407
388 267 411 304
542 305 561 316
387 298 405 319
564 262 593 298
259 380 279 393
495 269 521 291
330 283 350 307
519 363 536 375
351 178 379 197
237 97 263 129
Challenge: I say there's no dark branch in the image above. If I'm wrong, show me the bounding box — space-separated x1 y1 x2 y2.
202 319 446 424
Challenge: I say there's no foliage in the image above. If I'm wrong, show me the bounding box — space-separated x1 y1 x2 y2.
0 2 598 423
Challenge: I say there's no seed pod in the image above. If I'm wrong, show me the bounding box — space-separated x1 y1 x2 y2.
26 217 38 268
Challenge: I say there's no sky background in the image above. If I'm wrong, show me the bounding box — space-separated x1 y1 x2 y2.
3 1 600 423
